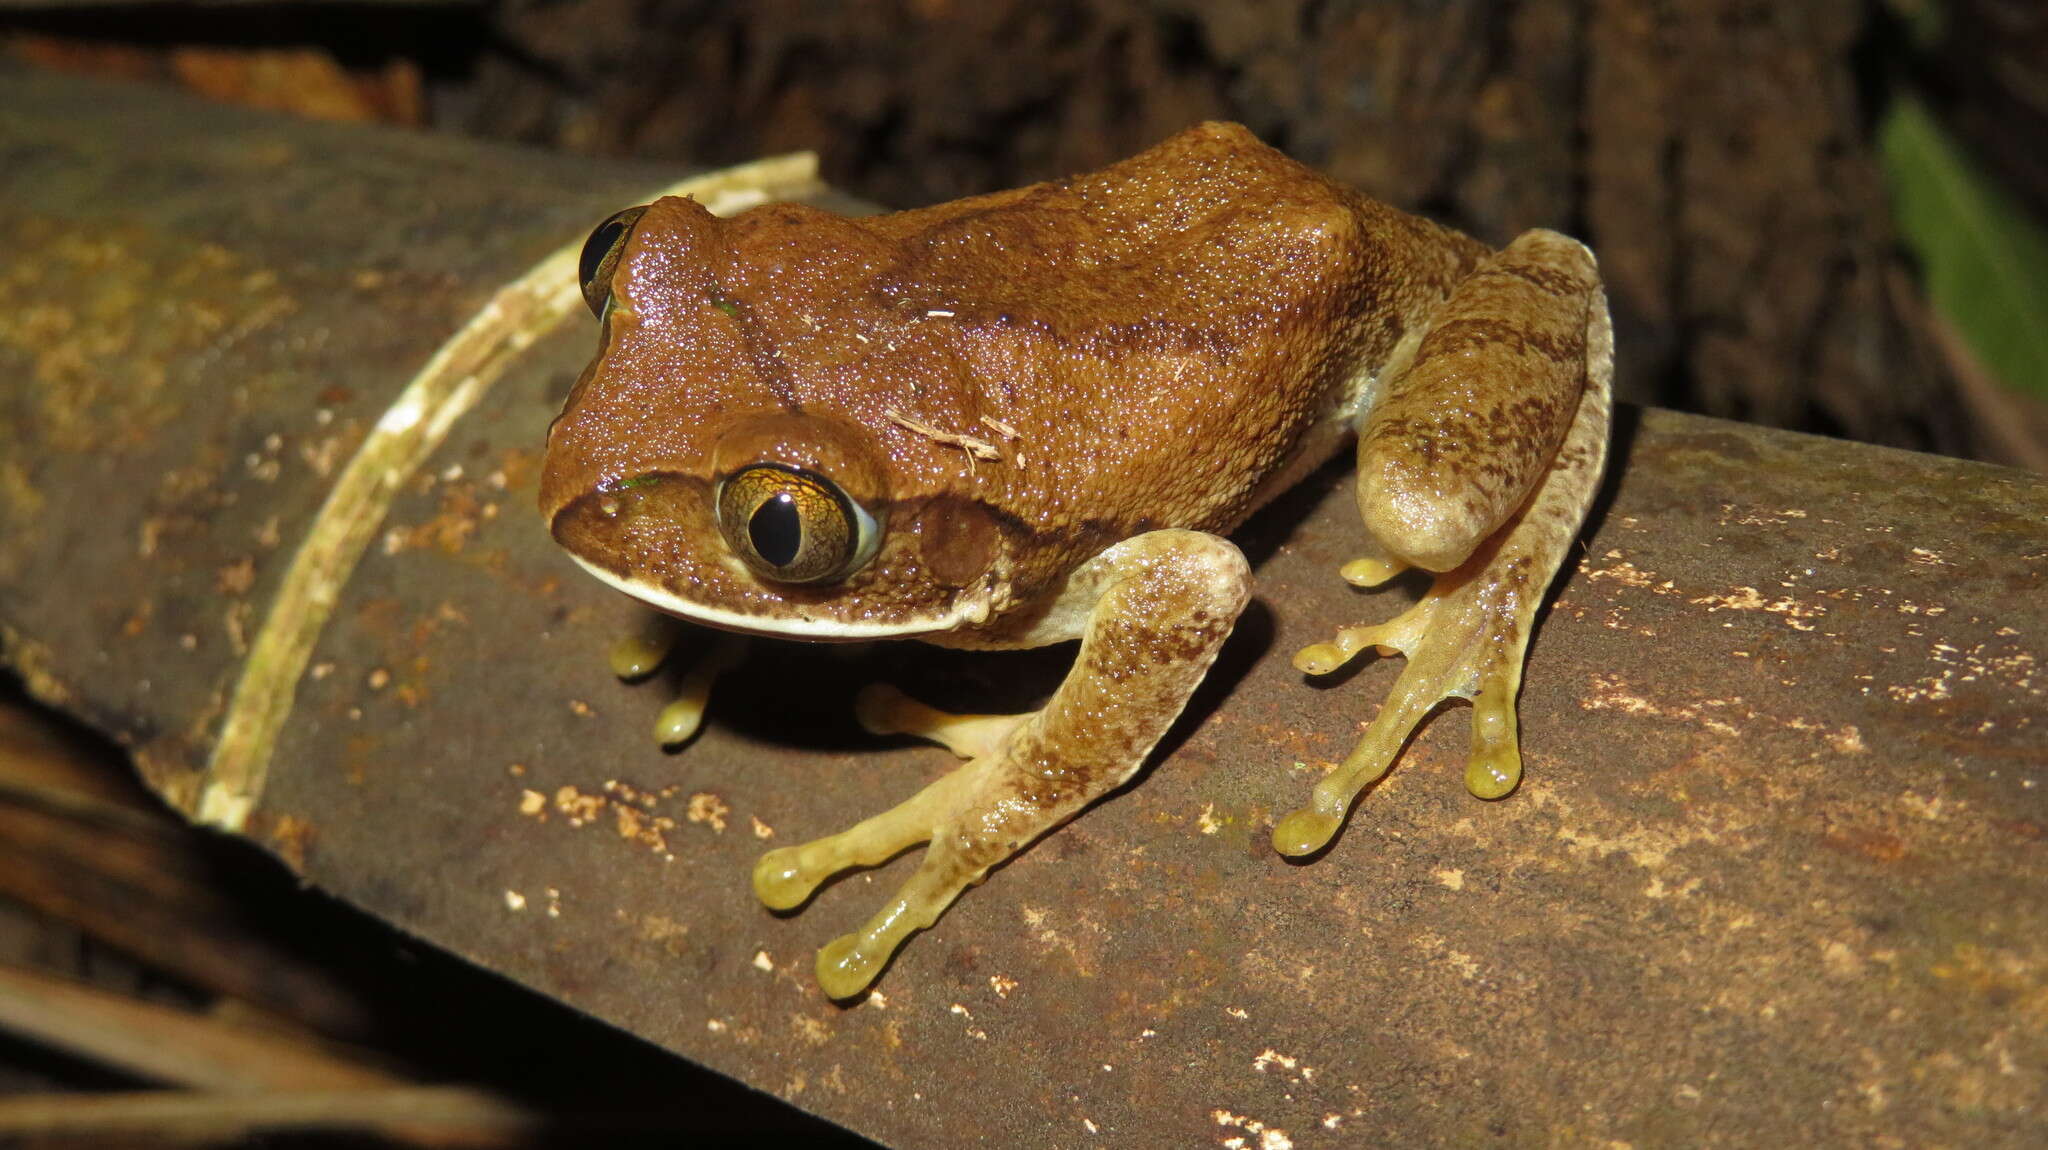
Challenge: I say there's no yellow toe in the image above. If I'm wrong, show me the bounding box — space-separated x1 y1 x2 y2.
816 933 880 1000
655 695 707 747
1293 642 1348 675
1272 808 1343 857
1341 557 1405 587
1465 747 1522 799
1466 693 1523 798
753 848 814 911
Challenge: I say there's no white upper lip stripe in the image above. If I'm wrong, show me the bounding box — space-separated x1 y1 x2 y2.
565 552 960 639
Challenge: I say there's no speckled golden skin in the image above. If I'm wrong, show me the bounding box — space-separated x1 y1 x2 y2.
540 123 1612 997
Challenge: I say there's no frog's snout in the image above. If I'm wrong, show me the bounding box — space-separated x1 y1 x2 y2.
545 469 711 583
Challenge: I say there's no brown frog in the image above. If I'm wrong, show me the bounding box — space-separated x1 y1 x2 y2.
540 122 1611 998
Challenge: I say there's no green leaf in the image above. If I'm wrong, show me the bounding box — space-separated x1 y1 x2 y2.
1880 95 2048 399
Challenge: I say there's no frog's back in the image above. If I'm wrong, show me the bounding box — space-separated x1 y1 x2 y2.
870 123 1484 582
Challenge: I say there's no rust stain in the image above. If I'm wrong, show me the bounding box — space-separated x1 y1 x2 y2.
513 778 695 861
1822 827 1909 864
256 811 317 871
687 792 732 832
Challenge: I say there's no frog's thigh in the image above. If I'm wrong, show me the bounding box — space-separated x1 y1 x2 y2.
754 529 1251 998
1356 229 1601 573
1277 235 1612 856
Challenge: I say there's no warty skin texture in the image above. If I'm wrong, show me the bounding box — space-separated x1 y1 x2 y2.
540 122 1612 996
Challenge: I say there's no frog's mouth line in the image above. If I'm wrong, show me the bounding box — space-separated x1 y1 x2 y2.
563 551 975 640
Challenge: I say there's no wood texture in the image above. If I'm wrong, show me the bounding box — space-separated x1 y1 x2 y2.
2 70 2044 1149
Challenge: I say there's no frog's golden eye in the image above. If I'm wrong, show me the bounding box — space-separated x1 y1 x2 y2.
717 464 880 585
578 205 648 319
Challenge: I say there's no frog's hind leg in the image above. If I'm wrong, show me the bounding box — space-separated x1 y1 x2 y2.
754 530 1250 998
852 684 1031 762
1274 229 1612 857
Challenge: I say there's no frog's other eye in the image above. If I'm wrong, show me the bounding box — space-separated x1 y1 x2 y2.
578 205 649 319
717 464 880 585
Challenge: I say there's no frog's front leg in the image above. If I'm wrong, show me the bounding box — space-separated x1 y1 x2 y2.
754 530 1251 998
1274 229 1613 856
606 620 749 748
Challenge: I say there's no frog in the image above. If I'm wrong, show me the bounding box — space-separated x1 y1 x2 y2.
539 122 1611 999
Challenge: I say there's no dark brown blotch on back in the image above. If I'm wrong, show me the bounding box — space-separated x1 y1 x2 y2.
1419 315 1585 366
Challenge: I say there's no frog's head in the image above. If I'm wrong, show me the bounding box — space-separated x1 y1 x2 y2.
538 195 1009 640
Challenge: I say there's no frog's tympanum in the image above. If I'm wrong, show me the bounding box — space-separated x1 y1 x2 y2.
540 123 1611 998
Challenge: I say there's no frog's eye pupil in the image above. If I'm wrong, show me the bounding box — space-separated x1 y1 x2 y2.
748 492 803 569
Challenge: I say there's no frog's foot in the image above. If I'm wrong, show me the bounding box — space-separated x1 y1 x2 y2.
1275 541 1535 857
652 634 749 746
608 617 684 682
757 528 1251 998
607 621 749 747
752 746 1019 999
1274 228 1614 858
853 684 1031 761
